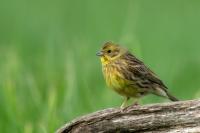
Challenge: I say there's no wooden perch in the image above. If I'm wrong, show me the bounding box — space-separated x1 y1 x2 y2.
57 99 200 133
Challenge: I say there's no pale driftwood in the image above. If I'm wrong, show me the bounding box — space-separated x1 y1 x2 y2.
57 99 200 133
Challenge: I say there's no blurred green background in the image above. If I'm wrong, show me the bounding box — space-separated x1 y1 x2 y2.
0 0 200 132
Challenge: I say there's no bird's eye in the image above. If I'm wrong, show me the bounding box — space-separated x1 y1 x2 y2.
107 50 111 53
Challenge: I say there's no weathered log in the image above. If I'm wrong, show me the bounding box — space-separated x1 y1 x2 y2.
57 99 200 133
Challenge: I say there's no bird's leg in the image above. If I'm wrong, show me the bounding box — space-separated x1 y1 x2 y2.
120 97 140 112
120 97 130 109
121 98 140 112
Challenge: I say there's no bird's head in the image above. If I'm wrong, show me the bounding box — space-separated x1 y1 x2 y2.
96 42 127 65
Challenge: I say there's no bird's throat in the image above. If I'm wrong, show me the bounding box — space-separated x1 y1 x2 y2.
100 56 110 65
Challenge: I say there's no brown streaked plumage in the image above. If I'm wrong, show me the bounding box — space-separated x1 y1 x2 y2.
96 42 179 108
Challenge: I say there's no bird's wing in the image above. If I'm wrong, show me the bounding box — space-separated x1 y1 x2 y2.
121 52 168 90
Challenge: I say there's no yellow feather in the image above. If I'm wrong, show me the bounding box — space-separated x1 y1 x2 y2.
102 60 140 98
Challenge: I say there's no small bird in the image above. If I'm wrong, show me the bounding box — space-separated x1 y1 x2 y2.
96 42 178 108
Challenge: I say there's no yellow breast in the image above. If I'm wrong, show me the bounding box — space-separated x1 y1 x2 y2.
102 62 140 97
103 64 126 91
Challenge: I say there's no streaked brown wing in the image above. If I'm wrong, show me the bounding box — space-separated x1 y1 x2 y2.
121 52 168 89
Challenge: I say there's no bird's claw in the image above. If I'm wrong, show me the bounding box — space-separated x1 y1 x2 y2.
120 102 140 112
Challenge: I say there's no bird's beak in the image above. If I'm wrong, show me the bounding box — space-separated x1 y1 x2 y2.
96 51 104 56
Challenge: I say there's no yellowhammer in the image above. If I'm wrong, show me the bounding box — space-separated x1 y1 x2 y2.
96 42 178 108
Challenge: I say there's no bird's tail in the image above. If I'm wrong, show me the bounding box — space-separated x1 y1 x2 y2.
166 91 179 101
153 87 179 102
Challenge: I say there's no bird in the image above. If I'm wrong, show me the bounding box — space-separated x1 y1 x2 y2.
96 42 179 108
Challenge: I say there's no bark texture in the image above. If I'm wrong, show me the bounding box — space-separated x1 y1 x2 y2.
57 99 200 133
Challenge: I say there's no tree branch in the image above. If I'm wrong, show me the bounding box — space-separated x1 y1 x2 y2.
57 99 200 133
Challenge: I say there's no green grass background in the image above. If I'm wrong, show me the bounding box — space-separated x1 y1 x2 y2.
0 0 200 132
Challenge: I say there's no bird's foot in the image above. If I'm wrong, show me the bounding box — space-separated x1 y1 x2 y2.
120 102 140 112
120 106 128 113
